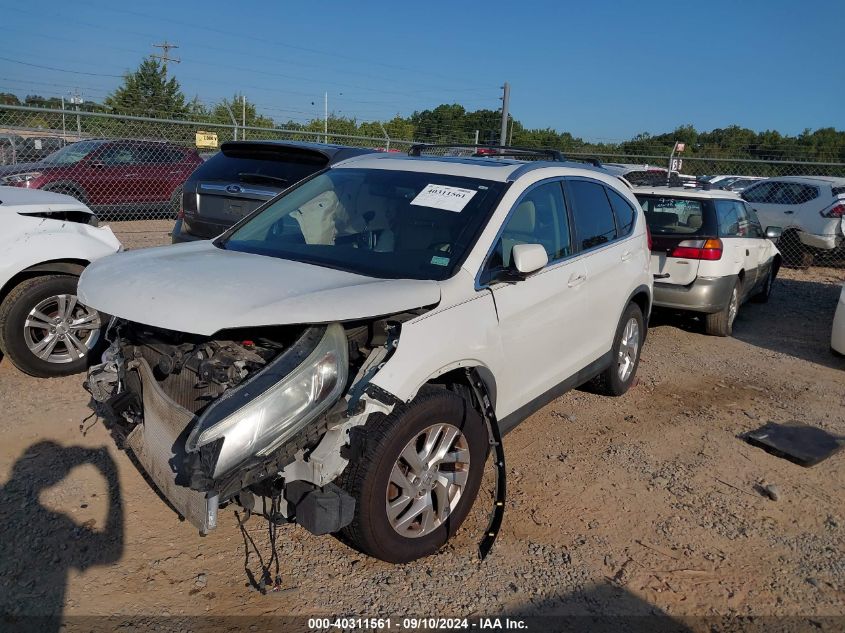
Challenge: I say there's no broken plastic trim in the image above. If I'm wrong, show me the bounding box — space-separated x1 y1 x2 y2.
466 368 506 560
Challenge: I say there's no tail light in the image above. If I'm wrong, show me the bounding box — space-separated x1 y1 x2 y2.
646 225 653 251
670 238 723 261
821 203 845 218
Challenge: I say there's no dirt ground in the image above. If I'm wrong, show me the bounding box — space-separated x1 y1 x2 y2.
1 221 843 629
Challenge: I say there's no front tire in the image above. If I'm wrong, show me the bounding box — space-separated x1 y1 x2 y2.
705 279 741 337
588 302 644 396
337 387 487 563
0 275 103 377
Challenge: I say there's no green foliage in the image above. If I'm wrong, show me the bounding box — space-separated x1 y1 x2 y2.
104 57 188 118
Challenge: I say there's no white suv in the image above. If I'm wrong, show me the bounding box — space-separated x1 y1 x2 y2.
741 176 845 266
637 187 781 336
79 147 651 563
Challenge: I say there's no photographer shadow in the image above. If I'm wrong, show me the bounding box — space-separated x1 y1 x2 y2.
0 441 124 630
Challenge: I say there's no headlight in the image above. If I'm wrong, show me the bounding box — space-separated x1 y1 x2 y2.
187 323 348 478
2 171 42 184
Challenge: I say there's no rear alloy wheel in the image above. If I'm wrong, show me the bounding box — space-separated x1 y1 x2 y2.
337 387 487 563
588 302 644 396
0 275 102 377
705 279 741 337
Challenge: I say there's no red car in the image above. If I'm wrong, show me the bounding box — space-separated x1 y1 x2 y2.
0 139 202 218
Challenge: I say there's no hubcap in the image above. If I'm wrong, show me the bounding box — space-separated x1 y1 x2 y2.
617 317 640 382
22 294 101 364
386 423 470 538
728 287 739 328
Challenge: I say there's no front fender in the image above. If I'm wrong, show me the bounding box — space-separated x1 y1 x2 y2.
0 217 121 292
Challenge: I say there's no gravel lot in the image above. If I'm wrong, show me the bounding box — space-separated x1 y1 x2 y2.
1 220 843 628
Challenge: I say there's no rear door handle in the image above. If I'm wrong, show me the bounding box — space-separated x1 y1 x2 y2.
568 273 586 288
621 250 633 261
784 210 794 215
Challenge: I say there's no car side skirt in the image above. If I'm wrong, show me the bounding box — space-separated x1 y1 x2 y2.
498 350 613 435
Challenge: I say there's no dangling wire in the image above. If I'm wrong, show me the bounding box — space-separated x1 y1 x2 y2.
235 495 283 594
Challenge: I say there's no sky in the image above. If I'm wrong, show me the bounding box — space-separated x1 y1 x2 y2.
1 0 843 141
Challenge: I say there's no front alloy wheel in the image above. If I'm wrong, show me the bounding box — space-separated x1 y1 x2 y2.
23 293 101 365
386 423 471 538
0 275 103 377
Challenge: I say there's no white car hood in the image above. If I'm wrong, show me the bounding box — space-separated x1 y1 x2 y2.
78 241 441 335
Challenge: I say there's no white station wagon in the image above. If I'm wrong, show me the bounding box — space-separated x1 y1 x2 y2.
80 146 652 563
636 186 781 336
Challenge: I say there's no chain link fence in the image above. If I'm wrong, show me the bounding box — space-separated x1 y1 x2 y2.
1 104 843 268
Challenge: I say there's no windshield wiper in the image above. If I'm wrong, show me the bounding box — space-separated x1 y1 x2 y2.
238 172 289 186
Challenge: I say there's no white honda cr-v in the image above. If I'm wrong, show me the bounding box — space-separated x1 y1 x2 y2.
79 146 652 564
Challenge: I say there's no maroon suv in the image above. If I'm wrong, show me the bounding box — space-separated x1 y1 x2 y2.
0 138 202 217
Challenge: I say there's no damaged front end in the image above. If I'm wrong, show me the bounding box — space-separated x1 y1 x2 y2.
85 318 392 535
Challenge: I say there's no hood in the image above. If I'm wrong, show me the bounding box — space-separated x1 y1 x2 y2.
0 162 47 177
78 241 441 335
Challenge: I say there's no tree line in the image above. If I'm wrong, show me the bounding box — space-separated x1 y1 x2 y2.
1 56 844 163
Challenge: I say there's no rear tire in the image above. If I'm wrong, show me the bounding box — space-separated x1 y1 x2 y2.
752 266 775 303
705 279 741 337
588 302 644 397
336 387 487 563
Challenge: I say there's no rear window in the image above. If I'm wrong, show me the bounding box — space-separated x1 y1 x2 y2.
190 145 329 188
637 195 715 236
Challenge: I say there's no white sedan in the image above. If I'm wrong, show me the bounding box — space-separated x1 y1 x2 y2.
0 186 121 377
833 282 845 356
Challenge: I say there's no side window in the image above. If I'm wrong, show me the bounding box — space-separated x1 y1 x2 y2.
488 181 571 269
744 203 764 238
568 179 617 251
606 187 636 236
796 184 819 204
99 144 136 166
715 200 748 237
742 181 777 204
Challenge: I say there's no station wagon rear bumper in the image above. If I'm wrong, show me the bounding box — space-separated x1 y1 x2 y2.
653 275 737 314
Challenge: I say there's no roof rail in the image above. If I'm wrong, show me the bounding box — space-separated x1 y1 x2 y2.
408 143 565 162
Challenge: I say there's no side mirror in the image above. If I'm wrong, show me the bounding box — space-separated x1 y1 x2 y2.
765 226 783 241
512 243 548 276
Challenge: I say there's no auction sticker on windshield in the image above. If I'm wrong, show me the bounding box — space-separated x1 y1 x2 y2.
410 184 477 212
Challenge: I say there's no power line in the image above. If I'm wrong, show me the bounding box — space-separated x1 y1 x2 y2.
0 55 123 78
151 40 180 78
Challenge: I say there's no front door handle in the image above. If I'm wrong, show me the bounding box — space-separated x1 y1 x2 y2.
568 273 586 288
621 250 633 261
784 210 794 215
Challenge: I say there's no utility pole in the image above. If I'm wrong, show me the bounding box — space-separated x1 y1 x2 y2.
69 89 82 138
324 91 328 144
242 95 246 140
152 41 181 78
61 95 66 140
499 82 510 147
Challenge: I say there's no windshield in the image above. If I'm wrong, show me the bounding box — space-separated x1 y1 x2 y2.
637 195 715 236
220 168 506 280
42 140 102 165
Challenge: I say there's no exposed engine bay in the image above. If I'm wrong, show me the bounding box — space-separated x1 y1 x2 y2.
84 314 417 535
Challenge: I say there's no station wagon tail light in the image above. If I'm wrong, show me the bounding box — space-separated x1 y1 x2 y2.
670 238 723 261
821 203 845 218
